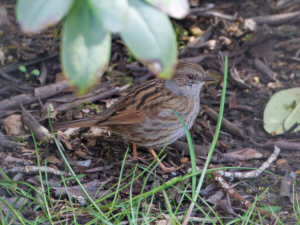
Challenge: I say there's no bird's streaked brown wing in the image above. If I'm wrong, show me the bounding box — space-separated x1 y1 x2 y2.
53 79 167 130
99 79 173 125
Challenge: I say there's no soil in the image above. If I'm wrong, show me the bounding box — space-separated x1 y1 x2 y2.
1 0 300 224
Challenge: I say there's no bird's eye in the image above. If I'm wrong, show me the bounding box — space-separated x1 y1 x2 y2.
187 74 195 79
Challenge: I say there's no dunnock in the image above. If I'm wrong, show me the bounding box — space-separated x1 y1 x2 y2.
54 62 213 172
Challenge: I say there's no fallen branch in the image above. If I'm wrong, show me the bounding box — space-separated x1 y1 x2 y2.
250 139 300 151
251 10 300 26
205 107 244 139
20 104 53 144
279 172 296 206
54 86 119 111
214 173 273 219
218 146 280 179
254 58 277 81
191 10 236 21
3 165 70 176
0 81 69 110
0 131 24 149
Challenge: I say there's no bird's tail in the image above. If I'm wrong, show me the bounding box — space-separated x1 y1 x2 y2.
52 118 100 131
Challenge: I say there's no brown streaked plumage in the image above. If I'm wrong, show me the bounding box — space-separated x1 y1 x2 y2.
54 62 213 172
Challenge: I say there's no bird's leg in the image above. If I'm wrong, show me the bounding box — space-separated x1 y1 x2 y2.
131 143 139 161
149 149 180 173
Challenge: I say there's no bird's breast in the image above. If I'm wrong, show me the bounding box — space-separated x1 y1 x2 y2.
134 98 200 148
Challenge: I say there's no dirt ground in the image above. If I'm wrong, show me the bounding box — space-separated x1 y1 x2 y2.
1 0 300 224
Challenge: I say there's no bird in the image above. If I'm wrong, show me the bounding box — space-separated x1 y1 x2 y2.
53 62 214 172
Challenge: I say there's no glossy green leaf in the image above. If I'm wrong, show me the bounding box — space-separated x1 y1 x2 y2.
120 0 177 79
145 0 189 18
16 0 74 32
31 69 40 76
263 87 300 135
19 65 26 72
88 0 129 32
61 0 111 94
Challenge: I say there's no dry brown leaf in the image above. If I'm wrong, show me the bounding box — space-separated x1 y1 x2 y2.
2 115 28 136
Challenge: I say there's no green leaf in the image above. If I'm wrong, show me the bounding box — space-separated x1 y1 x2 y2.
19 65 26 72
263 87 300 135
88 0 129 32
261 205 281 213
120 0 177 79
145 0 190 19
31 69 40 76
16 0 74 32
61 0 111 94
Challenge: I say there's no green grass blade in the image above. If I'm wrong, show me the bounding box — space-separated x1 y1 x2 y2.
0 198 25 225
196 55 228 200
173 110 196 196
31 130 53 223
178 55 228 224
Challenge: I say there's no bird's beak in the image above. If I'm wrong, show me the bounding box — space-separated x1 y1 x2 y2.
203 76 216 81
